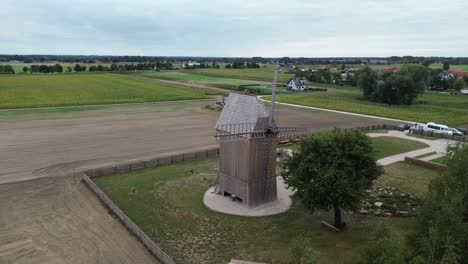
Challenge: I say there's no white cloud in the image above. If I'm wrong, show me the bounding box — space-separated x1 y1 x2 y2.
0 0 466 56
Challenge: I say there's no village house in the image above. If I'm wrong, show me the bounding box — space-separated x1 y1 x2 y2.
286 77 309 91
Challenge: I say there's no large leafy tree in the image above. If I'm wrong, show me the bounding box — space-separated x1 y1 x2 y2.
282 129 383 229
359 65 378 98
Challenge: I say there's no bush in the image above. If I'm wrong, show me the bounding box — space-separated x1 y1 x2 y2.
361 224 406 264
410 144 468 263
289 236 317 264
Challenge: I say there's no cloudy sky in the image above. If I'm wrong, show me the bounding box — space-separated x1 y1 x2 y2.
1 0 467 57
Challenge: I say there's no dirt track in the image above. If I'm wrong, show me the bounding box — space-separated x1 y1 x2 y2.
0 99 396 264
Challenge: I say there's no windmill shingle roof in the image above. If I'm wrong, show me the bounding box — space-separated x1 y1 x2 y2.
216 93 270 133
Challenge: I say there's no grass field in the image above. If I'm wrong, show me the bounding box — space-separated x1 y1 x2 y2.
375 161 441 197
192 67 295 83
133 71 261 86
265 87 468 126
371 136 429 160
0 73 224 109
94 157 413 264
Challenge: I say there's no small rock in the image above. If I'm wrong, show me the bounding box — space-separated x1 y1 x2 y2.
383 212 393 217
396 211 410 217
374 202 383 208
373 210 382 216
400 193 407 197
359 209 369 215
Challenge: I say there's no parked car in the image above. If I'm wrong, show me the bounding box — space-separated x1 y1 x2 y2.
455 127 467 135
424 122 453 136
398 123 411 131
449 128 464 136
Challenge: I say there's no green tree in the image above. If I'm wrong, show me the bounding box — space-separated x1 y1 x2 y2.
74 64 82 72
282 129 383 228
22 66 30 73
453 79 465 92
66 66 73 73
411 144 468 263
443 61 450 71
359 65 378 98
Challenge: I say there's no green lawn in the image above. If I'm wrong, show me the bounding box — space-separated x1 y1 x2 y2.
0 73 223 109
429 156 448 165
94 157 413 264
265 87 468 126
371 137 429 160
375 162 441 197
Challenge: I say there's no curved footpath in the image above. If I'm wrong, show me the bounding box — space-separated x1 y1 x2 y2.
368 130 458 165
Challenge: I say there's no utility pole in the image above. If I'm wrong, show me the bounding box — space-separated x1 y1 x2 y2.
269 63 279 127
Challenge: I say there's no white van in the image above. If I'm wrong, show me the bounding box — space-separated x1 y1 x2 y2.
424 122 453 135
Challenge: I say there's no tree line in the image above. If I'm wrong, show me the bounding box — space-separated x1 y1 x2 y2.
224 61 260 69
12 62 173 74
0 65 15 74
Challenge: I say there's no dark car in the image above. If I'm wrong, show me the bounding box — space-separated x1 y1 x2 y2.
455 128 467 135
398 123 411 131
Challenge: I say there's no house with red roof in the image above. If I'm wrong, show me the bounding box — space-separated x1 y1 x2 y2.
453 71 468 78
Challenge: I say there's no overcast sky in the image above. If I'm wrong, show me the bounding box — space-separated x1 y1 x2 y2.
1 0 467 57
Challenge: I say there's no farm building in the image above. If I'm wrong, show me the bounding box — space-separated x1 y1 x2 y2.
286 77 309 91
453 71 468 79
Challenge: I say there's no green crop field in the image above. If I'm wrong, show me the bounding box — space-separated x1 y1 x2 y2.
265 87 468 126
0 73 224 109
94 156 413 264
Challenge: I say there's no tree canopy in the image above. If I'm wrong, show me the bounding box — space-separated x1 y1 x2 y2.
411 144 468 263
282 129 383 228
359 65 378 99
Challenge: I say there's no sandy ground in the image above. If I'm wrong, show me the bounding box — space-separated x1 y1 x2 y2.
0 99 397 264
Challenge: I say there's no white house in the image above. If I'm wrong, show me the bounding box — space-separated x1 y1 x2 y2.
461 88 468 95
286 77 309 91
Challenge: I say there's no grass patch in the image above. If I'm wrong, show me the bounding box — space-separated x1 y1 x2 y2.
265 87 468 126
414 152 437 159
94 157 413 264
0 105 104 117
429 156 448 165
0 73 223 109
371 137 429 160
375 162 441 197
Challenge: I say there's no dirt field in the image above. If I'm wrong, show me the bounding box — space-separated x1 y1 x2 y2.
0 99 397 264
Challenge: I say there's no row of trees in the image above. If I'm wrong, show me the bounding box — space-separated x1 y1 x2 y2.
18 62 174 74
0 65 15 74
295 67 360 87
225 61 260 69
360 64 429 105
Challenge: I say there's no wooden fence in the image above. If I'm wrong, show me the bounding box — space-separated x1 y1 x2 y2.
82 175 176 264
85 148 220 178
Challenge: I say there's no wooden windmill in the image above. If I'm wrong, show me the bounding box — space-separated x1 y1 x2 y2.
215 65 315 208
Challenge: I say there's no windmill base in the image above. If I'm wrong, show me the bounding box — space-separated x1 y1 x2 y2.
203 177 293 217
